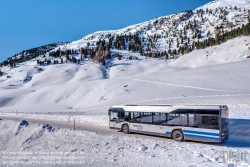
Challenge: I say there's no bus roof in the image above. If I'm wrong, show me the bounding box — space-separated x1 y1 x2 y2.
109 105 228 113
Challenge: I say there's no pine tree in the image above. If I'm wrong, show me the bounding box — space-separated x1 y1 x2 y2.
80 48 84 60
172 49 177 55
72 56 77 63
47 60 51 65
0 69 2 77
66 54 69 61
168 49 171 54
165 53 168 60
207 30 211 37
198 34 202 39
90 52 95 59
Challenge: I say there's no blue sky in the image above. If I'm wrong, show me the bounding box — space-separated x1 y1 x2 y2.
0 0 212 62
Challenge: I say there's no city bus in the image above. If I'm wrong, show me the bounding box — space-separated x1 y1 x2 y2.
108 105 229 142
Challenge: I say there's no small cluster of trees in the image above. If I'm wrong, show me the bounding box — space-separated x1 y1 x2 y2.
66 55 80 63
110 34 143 53
49 48 79 57
37 58 64 66
91 40 111 65
0 42 65 67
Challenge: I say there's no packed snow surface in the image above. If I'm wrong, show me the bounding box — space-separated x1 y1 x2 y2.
0 120 250 166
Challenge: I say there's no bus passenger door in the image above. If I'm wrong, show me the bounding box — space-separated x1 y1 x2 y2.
151 113 166 135
109 111 124 129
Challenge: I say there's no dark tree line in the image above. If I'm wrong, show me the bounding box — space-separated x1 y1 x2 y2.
196 20 250 49
110 34 143 54
0 42 66 67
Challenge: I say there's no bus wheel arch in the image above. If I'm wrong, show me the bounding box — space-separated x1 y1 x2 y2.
171 129 184 141
122 124 130 134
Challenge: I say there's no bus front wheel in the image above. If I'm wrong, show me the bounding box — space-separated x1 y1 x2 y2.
172 130 183 141
122 124 129 134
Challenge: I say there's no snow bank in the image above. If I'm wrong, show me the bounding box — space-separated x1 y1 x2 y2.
0 120 249 166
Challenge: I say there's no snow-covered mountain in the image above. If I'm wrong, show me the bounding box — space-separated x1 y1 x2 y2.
55 0 250 53
75 1 247 41
1 0 250 66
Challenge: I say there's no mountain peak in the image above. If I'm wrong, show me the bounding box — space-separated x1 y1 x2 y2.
200 0 250 10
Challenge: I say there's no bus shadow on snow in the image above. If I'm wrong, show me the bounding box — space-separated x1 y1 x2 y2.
220 118 250 147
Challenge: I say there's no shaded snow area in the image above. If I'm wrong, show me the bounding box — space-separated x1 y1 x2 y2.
0 120 249 167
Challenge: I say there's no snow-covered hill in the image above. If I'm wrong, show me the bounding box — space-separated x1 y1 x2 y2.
0 36 250 117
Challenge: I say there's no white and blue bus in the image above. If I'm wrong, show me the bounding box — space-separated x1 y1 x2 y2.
108 105 229 142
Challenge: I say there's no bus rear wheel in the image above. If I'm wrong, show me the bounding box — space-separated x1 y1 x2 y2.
172 130 183 141
122 124 129 134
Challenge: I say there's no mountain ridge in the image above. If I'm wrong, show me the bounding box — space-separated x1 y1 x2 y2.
1 0 250 67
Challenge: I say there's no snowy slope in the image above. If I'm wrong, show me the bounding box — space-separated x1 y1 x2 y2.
170 36 250 68
0 36 250 118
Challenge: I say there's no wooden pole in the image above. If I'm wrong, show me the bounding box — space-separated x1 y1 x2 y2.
74 118 75 130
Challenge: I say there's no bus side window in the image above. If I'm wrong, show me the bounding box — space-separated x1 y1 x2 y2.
153 113 160 124
167 114 187 126
188 114 198 127
118 111 125 121
200 115 219 129
167 114 178 125
141 112 152 124
153 113 166 125
130 112 140 123
125 112 130 121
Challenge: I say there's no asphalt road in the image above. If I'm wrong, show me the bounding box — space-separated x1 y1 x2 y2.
0 115 174 142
